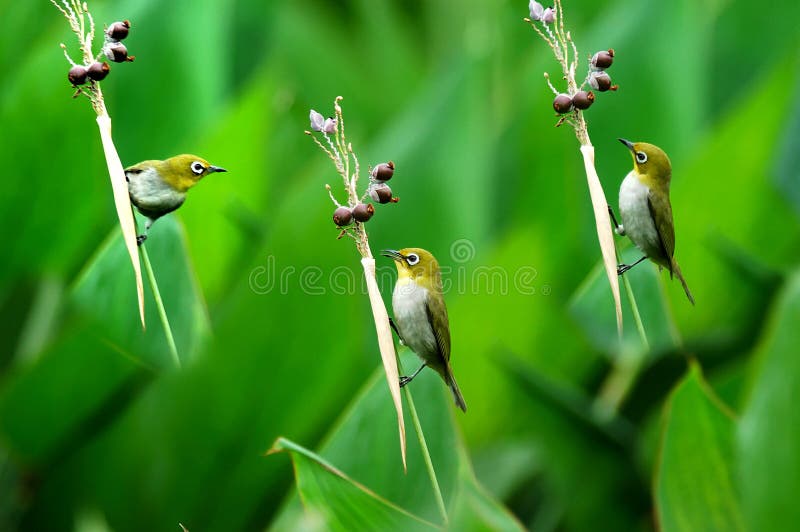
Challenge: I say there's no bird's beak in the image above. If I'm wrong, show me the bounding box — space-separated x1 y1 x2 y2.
208 166 227 173
618 138 635 152
381 249 404 262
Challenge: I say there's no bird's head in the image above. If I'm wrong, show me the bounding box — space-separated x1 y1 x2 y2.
161 154 226 192
381 248 441 286
619 139 671 186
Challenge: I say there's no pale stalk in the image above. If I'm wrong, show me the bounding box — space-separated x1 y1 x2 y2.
362 258 407 470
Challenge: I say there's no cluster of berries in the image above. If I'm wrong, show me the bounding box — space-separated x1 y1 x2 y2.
67 20 133 86
333 161 398 227
553 49 617 114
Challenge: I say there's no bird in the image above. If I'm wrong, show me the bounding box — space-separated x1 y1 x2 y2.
382 248 467 412
610 139 694 304
125 154 226 244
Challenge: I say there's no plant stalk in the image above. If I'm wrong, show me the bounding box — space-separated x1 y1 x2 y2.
140 243 181 368
399 359 448 525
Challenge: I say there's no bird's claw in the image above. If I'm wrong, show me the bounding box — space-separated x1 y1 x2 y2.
617 264 630 276
136 234 147 246
399 376 412 388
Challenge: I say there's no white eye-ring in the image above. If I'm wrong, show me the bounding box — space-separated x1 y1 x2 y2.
406 253 420 266
190 161 205 175
636 151 648 164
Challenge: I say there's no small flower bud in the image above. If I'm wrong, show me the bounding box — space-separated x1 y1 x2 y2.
107 20 130 40
542 7 555 24
309 110 325 131
552 93 573 114
352 203 375 222
589 71 612 92
105 42 133 62
572 90 595 110
369 183 394 204
87 61 111 81
333 206 353 226
371 161 395 182
591 49 614 70
68 65 88 85
528 1 544 21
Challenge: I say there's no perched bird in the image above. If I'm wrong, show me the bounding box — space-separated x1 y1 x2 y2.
611 139 694 304
382 248 467 412
125 154 226 244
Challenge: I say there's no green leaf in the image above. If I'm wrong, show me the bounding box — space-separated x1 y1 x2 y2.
268 437 438 531
70 217 212 368
270 358 523 530
738 271 800 530
655 363 744 532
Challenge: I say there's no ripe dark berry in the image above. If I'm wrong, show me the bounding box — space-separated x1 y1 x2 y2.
68 65 88 85
553 93 573 114
591 49 614 70
87 61 110 81
333 207 353 226
371 161 395 182
105 42 133 63
107 20 130 40
369 183 393 204
352 203 375 222
572 90 595 110
589 71 612 92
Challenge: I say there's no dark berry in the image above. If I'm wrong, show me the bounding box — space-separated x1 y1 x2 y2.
87 61 110 81
369 183 393 204
352 203 375 222
68 65 88 85
572 90 595 110
333 207 353 226
591 49 614 70
107 20 130 40
371 161 395 182
553 93 573 114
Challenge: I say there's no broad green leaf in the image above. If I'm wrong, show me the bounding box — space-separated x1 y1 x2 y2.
655 363 744 532
71 217 212 369
0 326 150 465
738 271 800 530
268 437 438 532
271 357 523 530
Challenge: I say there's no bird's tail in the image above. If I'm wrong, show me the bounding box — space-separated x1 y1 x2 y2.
446 373 467 412
671 259 695 305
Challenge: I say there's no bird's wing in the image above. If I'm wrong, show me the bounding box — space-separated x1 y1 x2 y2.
424 290 451 363
647 190 675 270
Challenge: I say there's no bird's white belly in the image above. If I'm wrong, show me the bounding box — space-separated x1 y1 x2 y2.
392 280 438 360
619 172 660 257
127 167 185 214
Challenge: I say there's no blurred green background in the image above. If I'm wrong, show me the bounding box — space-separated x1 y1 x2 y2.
1 0 799 530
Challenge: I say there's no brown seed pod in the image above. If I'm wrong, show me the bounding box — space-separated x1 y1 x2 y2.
107 20 130 40
68 65 88 85
369 183 394 204
591 49 614 70
589 71 612 92
553 93 573 114
87 61 111 81
572 90 595 110
371 161 395 182
105 42 134 63
352 203 375 222
333 206 354 226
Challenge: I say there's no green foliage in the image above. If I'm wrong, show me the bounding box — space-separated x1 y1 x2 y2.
1 0 799 530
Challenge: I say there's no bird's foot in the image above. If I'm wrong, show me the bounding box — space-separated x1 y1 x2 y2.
399 375 412 388
617 263 630 276
136 234 148 246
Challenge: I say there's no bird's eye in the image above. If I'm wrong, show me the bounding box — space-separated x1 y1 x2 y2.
406 253 420 266
636 151 648 164
190 161 205 175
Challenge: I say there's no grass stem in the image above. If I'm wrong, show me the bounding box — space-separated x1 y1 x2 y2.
140 243 181 368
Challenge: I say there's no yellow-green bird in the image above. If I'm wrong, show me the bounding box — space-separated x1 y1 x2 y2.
611 139 694 304
382 248 467 412
125 154 226 244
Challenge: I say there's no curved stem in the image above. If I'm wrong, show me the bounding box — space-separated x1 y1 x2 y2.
398 359 448 525
140 243 181 368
